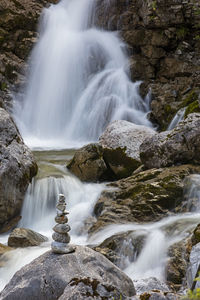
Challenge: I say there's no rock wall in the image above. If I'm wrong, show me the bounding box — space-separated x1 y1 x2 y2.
0 0 56 109
0 108 37 232
95 0 200 129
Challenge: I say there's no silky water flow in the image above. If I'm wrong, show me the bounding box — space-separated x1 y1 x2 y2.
13 0 152 149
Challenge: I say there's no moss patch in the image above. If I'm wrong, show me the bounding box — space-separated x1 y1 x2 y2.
103 147 141 179
184 100 200 118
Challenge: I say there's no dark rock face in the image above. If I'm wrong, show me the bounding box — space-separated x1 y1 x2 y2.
95 0 200 130
166 240 189 289
0 108 37 231
140 113 200 169
67 143 112 182
0 246 136 300
191 224 200 246
89 164 200 234
0 0 57 109
8 228 48 248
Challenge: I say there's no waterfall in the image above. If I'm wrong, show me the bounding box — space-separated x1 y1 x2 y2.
167 107 186 131
13 0 152 149
19 173 104 243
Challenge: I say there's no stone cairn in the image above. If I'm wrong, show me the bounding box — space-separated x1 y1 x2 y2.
51 194 75 254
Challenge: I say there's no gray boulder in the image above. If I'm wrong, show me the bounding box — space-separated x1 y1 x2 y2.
8 228 48 247
140 113 200 169
187 242 200 290
99 120 155 179
0 246 135 300
0 108 37 231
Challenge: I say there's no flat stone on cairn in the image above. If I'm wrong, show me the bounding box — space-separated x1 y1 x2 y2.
51 194 75 254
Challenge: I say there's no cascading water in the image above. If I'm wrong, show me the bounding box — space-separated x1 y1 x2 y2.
167 107 186 131
13 0 152 149
1 0 200 296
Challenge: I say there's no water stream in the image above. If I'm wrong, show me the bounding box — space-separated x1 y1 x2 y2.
13 0 152 150
0 0 200 295
0 150 200 290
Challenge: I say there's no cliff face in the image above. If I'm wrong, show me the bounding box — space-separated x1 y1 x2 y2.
0 0 56 109
95 0 200 129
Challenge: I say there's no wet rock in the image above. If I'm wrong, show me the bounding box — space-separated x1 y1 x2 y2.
0 215 21 234
191 224 200 246
8 228 48 247
166 240 188 289
93 231 146 269
0 108 37 231
0 243 13 267
99 120 155 179
0 243 12 256
186 242 200 290
89 164 200 234
134 277 169 295
140 113 200 169
0 246 136 300
67 143 112 182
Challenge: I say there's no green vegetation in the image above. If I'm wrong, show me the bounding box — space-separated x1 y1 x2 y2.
0 81 7 91
176 26 189 40
184 100 200 118
182 90 198 107
152 0 157 11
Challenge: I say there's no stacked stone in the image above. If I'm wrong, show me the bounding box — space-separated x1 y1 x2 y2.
51 194 75 254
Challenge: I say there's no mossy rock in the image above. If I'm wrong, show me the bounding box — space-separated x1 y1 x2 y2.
184 100 200 118
89 164 200 234
182 90 198 108
103 147 141 179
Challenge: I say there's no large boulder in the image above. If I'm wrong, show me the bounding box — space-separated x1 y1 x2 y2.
89 164 200 234
68 121 155 182
140 113 200 169
8 228 48 248
0 108 37 231
0 246 136 300
99 120 155 179
67 143 113 182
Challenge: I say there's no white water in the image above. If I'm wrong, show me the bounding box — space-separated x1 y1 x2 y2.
184 174 200 212
14 0 152 149
88 213 200 281
167 107 186 131
19 175 104 242
0 151 105 290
